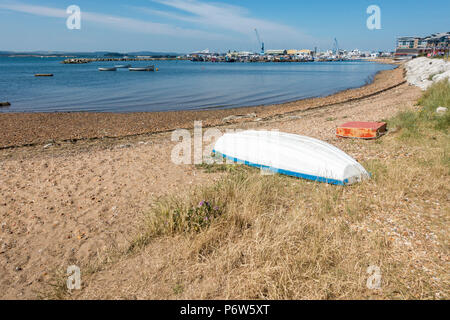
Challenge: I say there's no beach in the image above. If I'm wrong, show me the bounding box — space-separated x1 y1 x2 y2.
0 62 421 297
2 61 448 300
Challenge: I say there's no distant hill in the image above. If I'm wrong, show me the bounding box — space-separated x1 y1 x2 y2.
0 51 183 57
103 52 126 57
127 51 182 57
0 51 14 55
0 51 98 57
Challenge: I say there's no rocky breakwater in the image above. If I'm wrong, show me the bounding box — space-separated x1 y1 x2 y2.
405 57 450 90
62 58 94 64
62 57 181 64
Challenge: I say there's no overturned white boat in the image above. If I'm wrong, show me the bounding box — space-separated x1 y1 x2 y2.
213 131 370 185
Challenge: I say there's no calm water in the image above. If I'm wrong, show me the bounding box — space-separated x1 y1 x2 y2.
0 57 395 113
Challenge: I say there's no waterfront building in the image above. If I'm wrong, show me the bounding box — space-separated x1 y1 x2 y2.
265 49 287 56
424 32 450 50
395 32 449 57
397 36 427 49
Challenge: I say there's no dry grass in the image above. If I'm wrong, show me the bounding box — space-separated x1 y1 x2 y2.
46 84 449 300
139 140 447 299
69 132 448 300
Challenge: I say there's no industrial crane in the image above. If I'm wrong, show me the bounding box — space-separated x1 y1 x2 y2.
333 38 340 57
255 29 265 55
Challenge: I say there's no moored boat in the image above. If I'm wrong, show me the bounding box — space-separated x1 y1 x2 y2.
129 65 155 72
98 67 117 71
115 64 132 68
213 130 370 185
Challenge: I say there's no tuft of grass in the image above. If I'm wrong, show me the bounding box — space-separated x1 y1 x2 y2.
388 79 450 138
195 162 249 174
418 78 450 110
139 169 287 240
173 283 184 295
37 268 70 300
388 110 420 139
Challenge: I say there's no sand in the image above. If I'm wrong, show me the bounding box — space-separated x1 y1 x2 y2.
0 63 423 299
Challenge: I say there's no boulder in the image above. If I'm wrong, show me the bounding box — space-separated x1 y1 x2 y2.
405 57 450 90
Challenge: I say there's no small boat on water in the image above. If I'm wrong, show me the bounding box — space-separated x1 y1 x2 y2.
98 67 117 71
115 64 132 68
213 131 370 185
129 65 155 72
35 74 54 77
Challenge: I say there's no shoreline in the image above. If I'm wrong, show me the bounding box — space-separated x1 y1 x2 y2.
0 61 404 149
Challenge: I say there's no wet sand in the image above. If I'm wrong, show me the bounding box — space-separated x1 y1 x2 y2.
0 64 405 149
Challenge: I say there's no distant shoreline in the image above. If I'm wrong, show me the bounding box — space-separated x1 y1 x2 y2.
0 60 404 149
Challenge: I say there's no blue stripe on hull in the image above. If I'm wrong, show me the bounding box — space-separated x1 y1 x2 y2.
212 150 348 186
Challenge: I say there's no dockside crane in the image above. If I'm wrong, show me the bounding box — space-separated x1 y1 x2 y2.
333 38 340 57
255 29 265 55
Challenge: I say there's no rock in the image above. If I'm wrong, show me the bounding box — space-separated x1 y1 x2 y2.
433 70 450 84
43 143 53 149
117 144 132 149
405 57 450 90
436 107 448 114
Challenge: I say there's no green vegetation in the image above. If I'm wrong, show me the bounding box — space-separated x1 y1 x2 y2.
194 162 248 174
388 79 450 138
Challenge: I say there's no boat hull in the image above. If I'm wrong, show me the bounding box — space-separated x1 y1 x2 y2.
213 131 370 185
98 68 117 71
129 66 155 72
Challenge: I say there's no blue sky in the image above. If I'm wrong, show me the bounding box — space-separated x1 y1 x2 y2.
0 0 449 53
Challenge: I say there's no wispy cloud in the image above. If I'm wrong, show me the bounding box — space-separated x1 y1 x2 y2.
0 0 320 51
0 1 223 39
144 0 314 42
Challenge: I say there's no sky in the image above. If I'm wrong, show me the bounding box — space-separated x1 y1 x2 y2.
0 0 449 53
